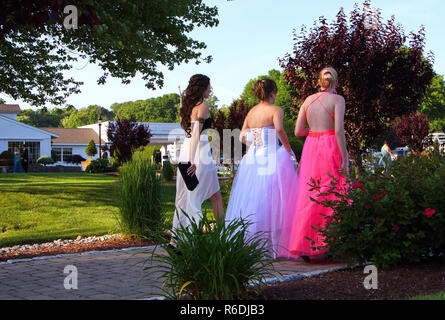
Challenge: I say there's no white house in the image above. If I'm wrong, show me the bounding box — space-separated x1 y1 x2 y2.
37 127 106 164
80 121 185 163
0 104 57 161
0 104 185 167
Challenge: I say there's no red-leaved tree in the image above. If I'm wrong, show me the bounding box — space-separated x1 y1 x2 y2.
280 1 434 171
107 118 152 163
392 112 430 153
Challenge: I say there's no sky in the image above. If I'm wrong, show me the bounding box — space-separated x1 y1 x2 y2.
6 0 445 111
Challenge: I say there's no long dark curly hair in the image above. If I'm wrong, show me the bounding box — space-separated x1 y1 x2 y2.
180 74 210 137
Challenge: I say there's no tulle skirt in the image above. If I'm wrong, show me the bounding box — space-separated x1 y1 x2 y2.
225 144 298 259
279 130 347 259
173 135 220 231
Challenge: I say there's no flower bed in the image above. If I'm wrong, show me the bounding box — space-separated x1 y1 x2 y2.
309 146 445 268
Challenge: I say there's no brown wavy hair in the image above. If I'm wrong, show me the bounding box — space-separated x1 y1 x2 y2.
253 78 277 101
180 74 210 137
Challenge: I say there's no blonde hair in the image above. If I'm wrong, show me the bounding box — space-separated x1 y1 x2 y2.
319 67 338 91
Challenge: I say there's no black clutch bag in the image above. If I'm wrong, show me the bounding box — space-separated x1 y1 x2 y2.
178 162 199 191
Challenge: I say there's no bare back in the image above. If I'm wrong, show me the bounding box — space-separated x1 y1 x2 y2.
302 92 344 132
246 103 281 129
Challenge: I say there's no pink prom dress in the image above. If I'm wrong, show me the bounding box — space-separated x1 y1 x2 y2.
279 92 348 259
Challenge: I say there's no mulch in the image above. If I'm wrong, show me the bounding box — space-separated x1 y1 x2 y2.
0 238 156 263
251 259 445 300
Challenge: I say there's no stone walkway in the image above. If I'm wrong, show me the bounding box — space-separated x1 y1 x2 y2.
0 246 347 300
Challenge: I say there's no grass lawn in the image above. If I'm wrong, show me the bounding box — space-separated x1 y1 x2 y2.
411 291 445 300
0 173 227 247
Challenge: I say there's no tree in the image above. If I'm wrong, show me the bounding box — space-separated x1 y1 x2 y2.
85 139 97 157
206 92 220 113
280 1 434 171
61 105 114 128
107 118 152 163
392 112 430 153
17 105 76 127
0 0 220 106
112 94 180 123
240 69 295 118
420 74 445 132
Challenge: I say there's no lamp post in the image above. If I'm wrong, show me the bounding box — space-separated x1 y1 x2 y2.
98 114 102 159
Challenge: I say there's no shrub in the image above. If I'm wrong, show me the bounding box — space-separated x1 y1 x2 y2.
309 144 445 268
85 159 110 173
65 154 86 164
37 156 55 166
118 158 162 237
162 161 174 181
85 139 97 157
0 150 14 159
144 211 277 300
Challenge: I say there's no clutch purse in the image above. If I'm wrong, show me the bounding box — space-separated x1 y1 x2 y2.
178 162 199 191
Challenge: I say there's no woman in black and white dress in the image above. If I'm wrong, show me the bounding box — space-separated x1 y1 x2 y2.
172 74 224 235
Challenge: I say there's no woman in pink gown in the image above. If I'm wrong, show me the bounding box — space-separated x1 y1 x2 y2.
279 67 349 261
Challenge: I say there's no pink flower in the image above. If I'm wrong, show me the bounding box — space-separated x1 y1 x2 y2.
352 182 363 189
423 208 436 219
347 199 354 206
365 204 372 209
381 190 387 196
375 194 382 200
392 225 400 232
376 217 381 222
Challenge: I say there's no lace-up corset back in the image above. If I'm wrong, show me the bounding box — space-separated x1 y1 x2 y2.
250 126 276 148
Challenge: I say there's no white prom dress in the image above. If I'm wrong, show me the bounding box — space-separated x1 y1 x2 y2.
173 119 220 231
225 126 298 258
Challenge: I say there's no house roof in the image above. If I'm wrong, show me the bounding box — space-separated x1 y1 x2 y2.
0 104 21 113
38 128 106 145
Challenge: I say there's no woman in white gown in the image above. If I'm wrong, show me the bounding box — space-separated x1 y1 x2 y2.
225 79 298 258
172 74 224 238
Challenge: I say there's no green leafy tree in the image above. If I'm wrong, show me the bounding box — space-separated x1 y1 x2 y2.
240 69 295 118
85 139 97 157
17 105 76 127
420 74 445 132
61 105 114 128
0 0 220 106
206 92 220 112
112 94 180 123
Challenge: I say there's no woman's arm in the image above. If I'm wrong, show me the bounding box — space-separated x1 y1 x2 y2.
187 103 209 175
295 99 310 137
274 108 292 154
239 113 250 145
334 96 348 171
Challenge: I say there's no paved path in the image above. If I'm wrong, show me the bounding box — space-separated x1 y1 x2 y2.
0 247 347 300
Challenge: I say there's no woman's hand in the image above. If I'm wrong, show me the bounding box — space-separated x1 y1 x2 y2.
187 163 197 176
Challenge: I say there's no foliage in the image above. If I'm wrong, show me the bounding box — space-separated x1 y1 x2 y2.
283 118 305 160
0 150 14 159
392 112 430 152
117 158 162 238
144 212 277 300
280 1 434 170
0 0 220 106
429 118 445 133
162 161 174 181
420 75 445 121
61 105 114 128
107 118 152 163
18 105 76 127
309 145 445 268
85 139 98 157
240 69 296 118
65 154 86 165
110 94 180 123
85 159 111 173
205 92 220 113
37 156 55 166
132 145 161 162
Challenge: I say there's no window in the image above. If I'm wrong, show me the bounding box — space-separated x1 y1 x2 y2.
52 147 73 162
8 141 40 163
